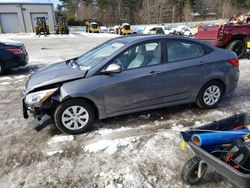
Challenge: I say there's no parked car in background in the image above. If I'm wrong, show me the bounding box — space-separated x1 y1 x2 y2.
108 26 115 34
131 26 144 34
174 25 187 35
22 35 239 135
143 26 165 34
100 26 109 33
0 39 28 75
182 27 193 37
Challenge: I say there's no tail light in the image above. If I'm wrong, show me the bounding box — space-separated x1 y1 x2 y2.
6 48 23 55
228 59 239 68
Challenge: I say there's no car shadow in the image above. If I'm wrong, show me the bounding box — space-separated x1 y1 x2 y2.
90 103 205 131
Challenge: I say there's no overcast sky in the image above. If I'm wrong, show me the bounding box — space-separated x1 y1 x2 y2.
0 0 61 6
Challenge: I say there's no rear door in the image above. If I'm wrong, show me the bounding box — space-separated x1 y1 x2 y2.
100 40 166 115
162 39 213 104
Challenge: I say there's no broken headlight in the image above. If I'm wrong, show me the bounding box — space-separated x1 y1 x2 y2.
25 88 58 107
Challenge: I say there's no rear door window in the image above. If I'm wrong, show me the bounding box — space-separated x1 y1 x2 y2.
167 40 210 62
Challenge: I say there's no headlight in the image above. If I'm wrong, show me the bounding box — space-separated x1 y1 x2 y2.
25 88 58 107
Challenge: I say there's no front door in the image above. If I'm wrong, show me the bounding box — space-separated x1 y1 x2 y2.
101 40 166 115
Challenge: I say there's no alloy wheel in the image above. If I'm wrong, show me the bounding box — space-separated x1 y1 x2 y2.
203 85 221 106
61 105 89 130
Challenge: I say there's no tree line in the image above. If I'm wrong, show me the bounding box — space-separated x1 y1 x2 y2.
56 0 250 25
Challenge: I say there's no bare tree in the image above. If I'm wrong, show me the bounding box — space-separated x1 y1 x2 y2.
183 0 192 21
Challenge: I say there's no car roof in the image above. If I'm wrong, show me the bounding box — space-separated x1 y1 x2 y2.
115 34 192 44
114 34 213 48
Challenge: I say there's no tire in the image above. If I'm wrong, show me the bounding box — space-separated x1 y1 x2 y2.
196 80 224 109
227 40 246 59
54 99 95 135
35 28 39 35
56 29 59 34
181 156 207 185
0 63 5 75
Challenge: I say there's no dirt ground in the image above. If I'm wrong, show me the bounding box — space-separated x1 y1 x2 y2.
0 32 249 188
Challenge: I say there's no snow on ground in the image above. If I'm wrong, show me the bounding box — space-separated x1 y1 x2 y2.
0 32 119 39
0 32 249 187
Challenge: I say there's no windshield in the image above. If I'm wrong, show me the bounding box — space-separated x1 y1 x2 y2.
75 40 125 69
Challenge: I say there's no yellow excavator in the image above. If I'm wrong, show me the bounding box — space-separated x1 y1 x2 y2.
86 19 100 33
35 17 50 35
56 17 69 34
115 23 132 35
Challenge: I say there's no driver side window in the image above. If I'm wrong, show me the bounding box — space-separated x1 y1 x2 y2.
114 41 161 71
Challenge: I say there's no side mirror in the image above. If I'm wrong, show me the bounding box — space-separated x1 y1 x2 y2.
101 64 122 74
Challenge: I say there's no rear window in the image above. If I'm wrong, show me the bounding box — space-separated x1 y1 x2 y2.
167 40 212 62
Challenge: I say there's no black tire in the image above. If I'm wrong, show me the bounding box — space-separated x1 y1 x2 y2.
227 40 246 59
181 156 207 185
0 63 5 75
35 27 39 35
196 80 224 109
66 29 69 34
54 99 95 135
56 29 59 34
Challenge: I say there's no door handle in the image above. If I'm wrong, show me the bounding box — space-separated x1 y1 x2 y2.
147 71 162 76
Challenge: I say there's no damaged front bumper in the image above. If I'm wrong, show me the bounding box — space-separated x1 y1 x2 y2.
21 87 59 131
31 114 54 131
22 99 54 132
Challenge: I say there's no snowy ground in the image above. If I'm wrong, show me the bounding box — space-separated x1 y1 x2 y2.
0 32 249 188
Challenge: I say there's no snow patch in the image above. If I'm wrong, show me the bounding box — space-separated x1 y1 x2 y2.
171 124 185 132
0 77 11 81
14 75 26 80
0 82 11 86
76 32 119 38
97 127 133 136
44 135 74 157
84 138 131 155
46 150 64 157
47 135 74 145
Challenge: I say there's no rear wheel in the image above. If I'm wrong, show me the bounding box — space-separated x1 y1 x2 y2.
196 81 224 109
227 40 245 59
181 156 207 185
54 99 95 135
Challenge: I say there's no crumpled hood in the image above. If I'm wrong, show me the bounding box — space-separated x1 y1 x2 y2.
25 61 86 92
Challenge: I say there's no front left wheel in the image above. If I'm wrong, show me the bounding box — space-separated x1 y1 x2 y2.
54 99 95 134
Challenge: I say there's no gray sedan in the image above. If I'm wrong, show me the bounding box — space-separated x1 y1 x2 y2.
22 35 239 134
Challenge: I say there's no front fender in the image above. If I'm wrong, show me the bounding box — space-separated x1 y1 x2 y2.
59 76 107 119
